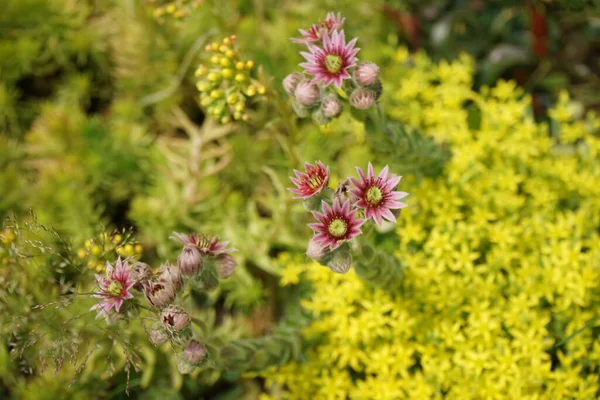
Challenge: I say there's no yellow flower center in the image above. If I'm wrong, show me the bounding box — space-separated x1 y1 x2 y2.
307 176 323 190
328 218 348 238
108 281 123 296
325 54 343 74
366 186 383 205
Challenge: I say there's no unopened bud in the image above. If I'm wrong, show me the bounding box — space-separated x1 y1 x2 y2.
161 305 190 331
183 341 207 364
131 261 153 290
149 322 168 345
282 72 303 96
294 81 320 106
158 263 184 291
178 244 202 276
349 88 376 110
353 61 380 87
307 237 327 261
321 95 343 118
215 254 237 278
327 247 352 274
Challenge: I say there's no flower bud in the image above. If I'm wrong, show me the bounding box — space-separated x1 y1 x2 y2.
183 341 207 365
327 247 352 274
172 326 193 346
149 322 168 345
215 254 237 278
282 72 304 96
321 95 343 118
307 237 327 261
143 280 176 308
350 88 376 110
294 81 320 107
158 263 184 291
178 245 202 276
161 305 190 331
131 262 153 290
353 61 380 87
177 356 196 374
333 178 355 204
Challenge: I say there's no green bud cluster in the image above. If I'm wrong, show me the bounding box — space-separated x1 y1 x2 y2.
195 36 267 124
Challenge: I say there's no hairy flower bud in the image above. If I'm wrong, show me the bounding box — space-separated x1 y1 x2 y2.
158 263 183 291
143 280 176 308
307 237 327 261
283 72 304 96
161 305 190 331
178 244 203 276
349 88 376 110
177 356 196 374
215 254 237 278
321 95 343 118
130 262 152 290
183 341 207 365
353 61 380 87
149 322 168 345
333 178 355 204
294 81 320 106
327 247 352 274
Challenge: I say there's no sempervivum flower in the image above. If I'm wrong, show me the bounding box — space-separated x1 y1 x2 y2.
288 161 330 199
144 280 177 308
172 232 235 256
158 262 184 291
91 258 135 315
300 30 359 88
309 199 364 250
350 163 409 226
161 305 190 331
291 12 345 45
325 12 345 31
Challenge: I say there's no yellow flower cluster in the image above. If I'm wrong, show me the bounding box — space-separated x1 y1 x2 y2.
146 0 203 22
0 228 16 265
259 49 600 399
77 232 143 273
195 36 267 124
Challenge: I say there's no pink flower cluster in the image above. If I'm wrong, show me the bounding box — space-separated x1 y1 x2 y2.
288 161 408 262
89 231 235 372
283 12 383 125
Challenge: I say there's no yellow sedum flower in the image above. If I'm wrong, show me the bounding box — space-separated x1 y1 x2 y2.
260 49 600 399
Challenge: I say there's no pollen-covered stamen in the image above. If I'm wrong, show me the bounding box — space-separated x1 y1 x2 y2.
366 186 383 206
328 218 348 238
325 54 342 73
107 281 124 297
307 176 323 190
